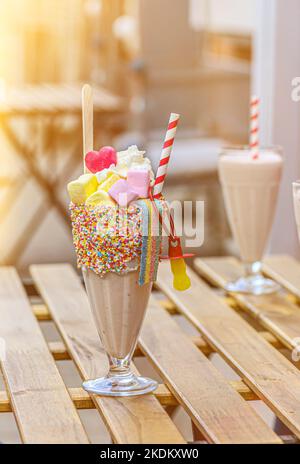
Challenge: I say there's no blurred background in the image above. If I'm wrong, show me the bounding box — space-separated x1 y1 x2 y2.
0 0 298 274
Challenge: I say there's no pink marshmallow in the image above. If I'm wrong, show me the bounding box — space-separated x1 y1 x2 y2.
127 169 150 198
108 179 139 206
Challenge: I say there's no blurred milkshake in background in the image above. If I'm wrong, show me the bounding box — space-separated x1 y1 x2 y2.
219 146 283 295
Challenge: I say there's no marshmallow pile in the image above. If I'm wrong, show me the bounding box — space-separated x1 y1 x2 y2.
67 145 154 207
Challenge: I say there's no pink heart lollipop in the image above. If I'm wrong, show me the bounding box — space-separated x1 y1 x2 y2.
85 146 117 173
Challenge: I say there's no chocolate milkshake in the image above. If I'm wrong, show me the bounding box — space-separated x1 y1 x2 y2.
82 268 152 360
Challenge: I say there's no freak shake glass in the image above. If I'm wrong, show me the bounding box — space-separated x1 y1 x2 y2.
218 146 283 295
68 95 188 396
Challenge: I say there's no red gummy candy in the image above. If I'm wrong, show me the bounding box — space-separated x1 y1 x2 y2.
85 146 117 173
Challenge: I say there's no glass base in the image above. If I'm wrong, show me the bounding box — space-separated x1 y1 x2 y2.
226 274 280 295
82 373 158 397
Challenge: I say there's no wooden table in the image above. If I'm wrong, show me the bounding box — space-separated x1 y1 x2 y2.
2 255 300 443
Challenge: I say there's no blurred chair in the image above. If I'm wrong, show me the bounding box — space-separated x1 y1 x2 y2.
0 83 125 270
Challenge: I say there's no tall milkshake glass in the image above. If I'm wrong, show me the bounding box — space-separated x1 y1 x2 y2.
218 146 283 295
82 265 156 397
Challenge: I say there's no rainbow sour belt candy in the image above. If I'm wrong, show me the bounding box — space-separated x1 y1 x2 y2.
137 199 163 286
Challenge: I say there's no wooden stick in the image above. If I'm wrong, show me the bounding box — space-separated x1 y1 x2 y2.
82 84 93 173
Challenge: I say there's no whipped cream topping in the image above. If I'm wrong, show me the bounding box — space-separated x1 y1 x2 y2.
115 145 154 181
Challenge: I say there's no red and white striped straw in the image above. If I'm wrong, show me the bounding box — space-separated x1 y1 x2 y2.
250 95 259 160
153 113 180 198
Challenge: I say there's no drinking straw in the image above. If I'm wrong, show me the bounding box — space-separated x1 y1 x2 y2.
82 84 94 173
250 95 259 160
151 112 181 240
151 113 192 290
153 113 180 198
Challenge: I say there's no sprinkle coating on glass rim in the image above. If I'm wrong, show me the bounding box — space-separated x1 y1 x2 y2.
70 203 143 275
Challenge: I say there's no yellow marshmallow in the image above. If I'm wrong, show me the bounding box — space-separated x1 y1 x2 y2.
67 174 98 204
100 173 121 192
97 170 114 187
86 189 115 206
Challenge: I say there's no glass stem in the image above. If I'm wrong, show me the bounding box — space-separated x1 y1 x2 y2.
107 355 134 380
244 261 262 278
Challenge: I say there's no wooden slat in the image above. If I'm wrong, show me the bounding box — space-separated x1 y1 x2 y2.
48 335 211 359
74 383 181 408
32 300 180 321
31 296 236 321
0 387 95 413
195 257 300 351
37 313 281 358
0 390 11 413
0 379 260 414
0 267 89 444
157 261 300 439
159 299 178 314
48 341 71 360
0 386 174 413
31 303 51 320
30 264 185 444
264 255 300 300
31 301 216 357
139 297 279 444
0 381 260 414
229 380 258 401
